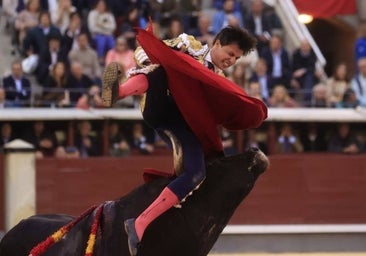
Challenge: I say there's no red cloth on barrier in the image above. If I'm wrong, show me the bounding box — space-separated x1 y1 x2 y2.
136 28 268 157
293 0 356 18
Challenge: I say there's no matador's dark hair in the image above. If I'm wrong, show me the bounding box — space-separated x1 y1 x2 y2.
213 26 257 56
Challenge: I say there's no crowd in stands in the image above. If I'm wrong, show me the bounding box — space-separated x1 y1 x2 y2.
0 0 365 157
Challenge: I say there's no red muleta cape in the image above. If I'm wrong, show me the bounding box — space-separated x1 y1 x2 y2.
136 28 268 157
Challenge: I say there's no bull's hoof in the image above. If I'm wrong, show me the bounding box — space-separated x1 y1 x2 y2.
102 62 123 107
124 218 140 256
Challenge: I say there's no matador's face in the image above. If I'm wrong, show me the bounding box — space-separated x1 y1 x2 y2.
210 40 243 70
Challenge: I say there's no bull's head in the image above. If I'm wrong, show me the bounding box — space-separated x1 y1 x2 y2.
245 147 269 175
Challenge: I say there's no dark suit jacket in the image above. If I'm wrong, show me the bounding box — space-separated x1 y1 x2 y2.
245 14 272 37
23 26 61 55
67 73 94 103
36 48 69 84
74 133 101 157
260 46 291 87
245 14 272 52
62 25 93 55
292 49 317 75
2 75 32 106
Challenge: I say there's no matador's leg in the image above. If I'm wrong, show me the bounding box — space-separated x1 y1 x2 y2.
102 62 149 107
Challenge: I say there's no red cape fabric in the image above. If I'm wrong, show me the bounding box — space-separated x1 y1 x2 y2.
136 28 268 157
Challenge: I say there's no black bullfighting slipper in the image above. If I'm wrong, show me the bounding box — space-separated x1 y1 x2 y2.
124 218 140 256
102 62 123 107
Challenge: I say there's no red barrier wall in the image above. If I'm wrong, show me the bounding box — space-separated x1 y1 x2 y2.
232 153 366 224
1 154 366 230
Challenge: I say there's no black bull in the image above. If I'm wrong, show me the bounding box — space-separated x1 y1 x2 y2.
0 148 268 256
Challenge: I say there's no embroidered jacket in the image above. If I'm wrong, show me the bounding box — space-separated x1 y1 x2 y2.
129 33 225 77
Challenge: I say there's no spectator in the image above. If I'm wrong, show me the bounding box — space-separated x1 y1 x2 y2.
249 58 272 100
22 121 58 158
336 88 360 109
327 123 363 154
275 123 303 154
105 35 136 74
76 85 104 109
247 81 266 103
291 39 318 106
264 4 282 31
40 61 71 107
212 0 244 34
300 123 327 152
245 0 272 52
130 122 154 155
120 5 147 49
61 11 93 55
268 84 298 108
36 33 69 85
325 62 350 107
163 16 184 40
23 10 61 57
2 61 32 107
87 0 116 63
260 34 291 88
310 83 328 108
50 0 76 33
351 57 366 107
14 0 40 50
150 21 163 39
74 120 101 157
0 123 14 152
108 122 130 157
229 61 248 89
191 14 215 46
68 32 102 84
354 21 366 63
67 61 94 104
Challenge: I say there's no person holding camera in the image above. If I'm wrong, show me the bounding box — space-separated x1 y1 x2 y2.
76 85 104 109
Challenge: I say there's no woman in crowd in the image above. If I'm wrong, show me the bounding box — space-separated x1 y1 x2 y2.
40 61 71 107
268 84 298 107
105 35 136 75
325 62 350 107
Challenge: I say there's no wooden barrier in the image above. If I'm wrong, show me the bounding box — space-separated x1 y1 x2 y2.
1 153 366 230
232 153 366 224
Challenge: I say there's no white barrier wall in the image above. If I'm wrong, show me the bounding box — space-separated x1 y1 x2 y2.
4 139 35 231
0 108 365 122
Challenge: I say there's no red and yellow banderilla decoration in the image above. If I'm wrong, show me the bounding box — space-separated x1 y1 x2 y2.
29 203 104 256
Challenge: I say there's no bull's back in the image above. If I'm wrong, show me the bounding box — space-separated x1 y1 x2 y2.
0 214 73 256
